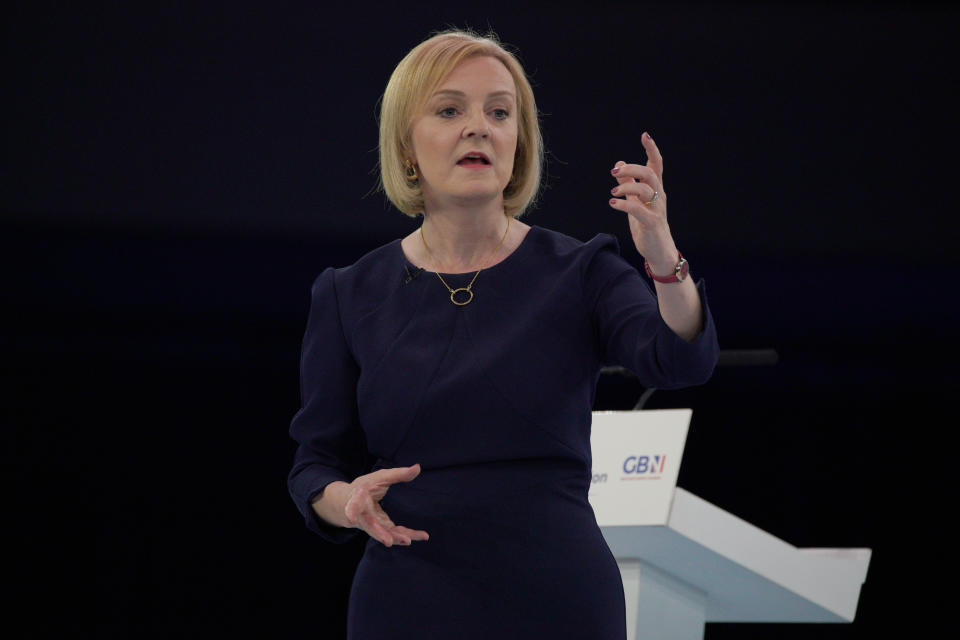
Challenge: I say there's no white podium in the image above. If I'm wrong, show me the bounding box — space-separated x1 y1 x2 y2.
588 410 871 640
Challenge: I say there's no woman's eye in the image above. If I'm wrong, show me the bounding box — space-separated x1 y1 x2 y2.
437 107 511 120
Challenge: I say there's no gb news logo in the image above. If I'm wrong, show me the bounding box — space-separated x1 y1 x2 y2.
590 454 668 486
621 454 667 480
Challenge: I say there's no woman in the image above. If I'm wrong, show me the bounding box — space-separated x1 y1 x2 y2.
287 28 718 639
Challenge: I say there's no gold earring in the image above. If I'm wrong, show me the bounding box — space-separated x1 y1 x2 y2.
405 160 419 183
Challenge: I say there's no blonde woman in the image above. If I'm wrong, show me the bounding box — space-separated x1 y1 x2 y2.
288 27 718 639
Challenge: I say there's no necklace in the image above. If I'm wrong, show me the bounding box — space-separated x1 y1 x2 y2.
419 215 511 306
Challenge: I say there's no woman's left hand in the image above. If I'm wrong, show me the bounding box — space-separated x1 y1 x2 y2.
608 132 679 269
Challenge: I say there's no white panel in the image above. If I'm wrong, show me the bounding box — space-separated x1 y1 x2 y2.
593 410 871 627
588 409 690 526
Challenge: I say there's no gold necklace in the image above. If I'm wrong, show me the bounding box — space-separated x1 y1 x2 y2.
420 216 511 306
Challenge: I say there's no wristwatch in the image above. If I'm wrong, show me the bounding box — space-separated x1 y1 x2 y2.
644 252 689 283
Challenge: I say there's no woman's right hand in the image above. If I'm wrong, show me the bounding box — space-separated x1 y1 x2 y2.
344 463 430 547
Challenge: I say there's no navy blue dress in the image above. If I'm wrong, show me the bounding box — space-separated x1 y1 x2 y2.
288 224 718 639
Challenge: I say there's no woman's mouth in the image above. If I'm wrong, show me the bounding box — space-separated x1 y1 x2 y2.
457 158 492 169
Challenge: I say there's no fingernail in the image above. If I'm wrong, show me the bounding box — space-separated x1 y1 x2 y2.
611 167 620 175
611 187 620 194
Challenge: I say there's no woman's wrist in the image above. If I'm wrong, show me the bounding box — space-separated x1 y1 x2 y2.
645 243 681 277
638 226 678 274
311 480 353 528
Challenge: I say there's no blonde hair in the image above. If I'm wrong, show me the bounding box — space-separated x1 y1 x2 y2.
376 27 545 218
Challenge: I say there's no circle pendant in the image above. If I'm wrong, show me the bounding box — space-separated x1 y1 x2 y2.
450 287 474 306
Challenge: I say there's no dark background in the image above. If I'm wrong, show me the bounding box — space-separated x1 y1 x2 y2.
4 1 957 637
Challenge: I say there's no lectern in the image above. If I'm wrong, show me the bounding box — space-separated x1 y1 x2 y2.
589 409 871 640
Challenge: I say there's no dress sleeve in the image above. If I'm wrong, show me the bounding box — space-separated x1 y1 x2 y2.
583 233 719 389
287 267 372 543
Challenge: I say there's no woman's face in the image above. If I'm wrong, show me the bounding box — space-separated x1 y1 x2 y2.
408 56 519 210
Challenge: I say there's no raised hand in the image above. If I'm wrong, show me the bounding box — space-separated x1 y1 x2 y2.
344 463 430 547
608 132 679 270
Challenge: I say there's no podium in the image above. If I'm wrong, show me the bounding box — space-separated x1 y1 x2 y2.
588 410 871 640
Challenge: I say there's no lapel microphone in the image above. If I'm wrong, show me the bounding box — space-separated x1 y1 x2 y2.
403 264 424 284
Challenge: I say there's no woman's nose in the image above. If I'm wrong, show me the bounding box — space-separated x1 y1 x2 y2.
463 109 489 137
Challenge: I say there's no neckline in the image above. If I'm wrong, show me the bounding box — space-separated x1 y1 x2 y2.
399 224 539 277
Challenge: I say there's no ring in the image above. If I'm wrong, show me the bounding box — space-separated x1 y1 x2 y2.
645 190 659 206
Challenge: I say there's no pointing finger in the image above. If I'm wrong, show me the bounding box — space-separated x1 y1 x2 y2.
642 132 663 181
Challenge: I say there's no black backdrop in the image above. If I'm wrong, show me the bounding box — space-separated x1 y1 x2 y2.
5 1 957 638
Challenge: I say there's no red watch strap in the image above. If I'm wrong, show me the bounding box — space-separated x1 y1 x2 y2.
644 252 686 283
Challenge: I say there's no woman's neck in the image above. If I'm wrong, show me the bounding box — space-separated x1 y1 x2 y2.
419 210 511 273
